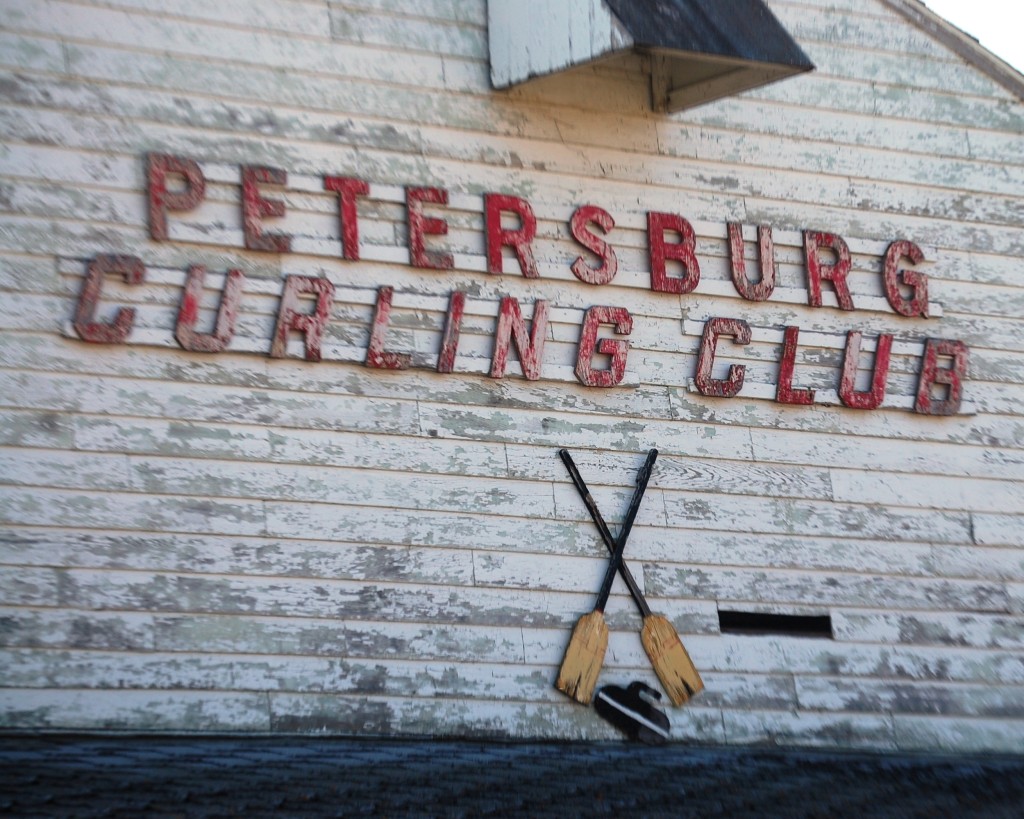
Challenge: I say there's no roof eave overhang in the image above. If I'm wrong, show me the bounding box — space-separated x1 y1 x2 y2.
488 0 815 114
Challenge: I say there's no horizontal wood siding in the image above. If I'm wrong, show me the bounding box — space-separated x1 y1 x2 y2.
0 0 1022 753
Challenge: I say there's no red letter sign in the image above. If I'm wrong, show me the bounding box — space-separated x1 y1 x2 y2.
366 286 411 370
838 331 893 410
729 223 776 302
242 165 292 253
407 187 454 270
72 254 145 344
883 240 929 318
570 205 618 285
575 306 632 387
175 265 245 353
147 154 205 241
491 297 548 380
915 338 969 415
776 326 815 405
270 275 334 361
804 231 853 310
485 194 539 278
437 291 466 374
324 176 369 260
695 317 752 398
648 212 700 294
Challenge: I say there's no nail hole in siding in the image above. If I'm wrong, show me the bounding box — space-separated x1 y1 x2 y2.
718 609 833 639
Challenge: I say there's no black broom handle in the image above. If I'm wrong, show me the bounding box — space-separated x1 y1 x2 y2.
592 448 657 613
559 448 654 618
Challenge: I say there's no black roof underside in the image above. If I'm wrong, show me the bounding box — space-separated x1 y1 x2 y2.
604 0 814 68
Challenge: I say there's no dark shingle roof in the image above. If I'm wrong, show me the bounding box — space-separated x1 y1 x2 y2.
604 0 814 68
3 735 1024 817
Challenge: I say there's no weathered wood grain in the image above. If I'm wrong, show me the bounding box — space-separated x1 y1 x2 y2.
973 514 1024 548
685 634 1024 685
265 691 726 741
796 676 1024 718
0 688 271 731
0 31 65 73
0 606 158 651
928 544 1024 583
659 491 972 545
722 708 897 750
0 529 478 586
0 567 61 607
830 609 1024 650
153 614 528 663
329 4 486 59
894 714 1024 754
644 564 1006 613
52 567 662 630
0 409 73 449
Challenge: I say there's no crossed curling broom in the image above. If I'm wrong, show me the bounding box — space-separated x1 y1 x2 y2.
556 448 703 707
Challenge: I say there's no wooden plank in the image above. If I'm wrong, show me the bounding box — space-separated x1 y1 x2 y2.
0 688 271 731
417 403 754 458
6 0 447 88
688 672 797 711
721 708 897 751
0 528 478 586
0 606 158 650
121 456 557 519
0 648 559 701
771 2 963 59
802 41 1014 99
54 567 656 630
637 529 935 578
974 514 1024 548
894 714 1024 754
329 5 486 59
0 447 133 492
335 0 488 27
471 549 648 599
644 564 1006 613
830 609 1024 650
830 469 1024 514
0 486 268 536
0 256 59 294
153 614 528 663
0 567 61 607
928 544 1024 583
0 370 423 436
660 490 972 545
1010 583 1024 616
266 692 725 740
87 0 334 37
683 633 1024 684
73 416 274 462
0 409 74 449
513 448 833 500
751 427 1024 481
796 676 1024 718
0 31 65 72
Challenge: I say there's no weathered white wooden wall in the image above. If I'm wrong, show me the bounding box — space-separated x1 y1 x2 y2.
1 0 1022 754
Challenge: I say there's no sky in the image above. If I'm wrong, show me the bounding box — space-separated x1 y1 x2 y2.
923 0 1024 74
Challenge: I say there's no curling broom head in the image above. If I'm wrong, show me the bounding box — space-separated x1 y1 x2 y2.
641 614 703 707
555 610 608 705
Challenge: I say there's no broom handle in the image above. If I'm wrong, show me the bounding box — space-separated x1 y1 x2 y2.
560 448 654 618
593 448 657 613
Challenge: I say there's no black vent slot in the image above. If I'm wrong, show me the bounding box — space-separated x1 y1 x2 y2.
718 610 832 638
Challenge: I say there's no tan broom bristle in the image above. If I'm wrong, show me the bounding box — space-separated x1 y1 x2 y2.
642 614 704 707
555 610 609 704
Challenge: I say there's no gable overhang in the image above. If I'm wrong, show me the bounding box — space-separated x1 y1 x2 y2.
488 0 815 113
